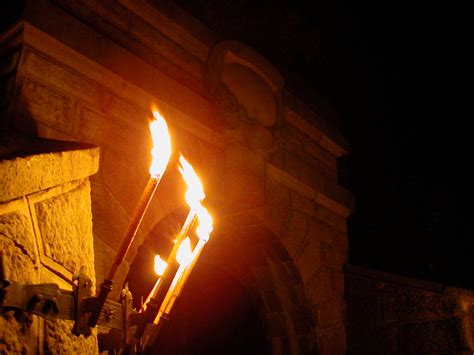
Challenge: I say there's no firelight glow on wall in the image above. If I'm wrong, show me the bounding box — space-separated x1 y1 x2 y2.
0 108 214 353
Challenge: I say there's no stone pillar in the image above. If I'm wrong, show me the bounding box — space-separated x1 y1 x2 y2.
0 137 99 354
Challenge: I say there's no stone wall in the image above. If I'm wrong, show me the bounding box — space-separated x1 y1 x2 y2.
0 138 99 353
0 1 353 353
346 265 474 354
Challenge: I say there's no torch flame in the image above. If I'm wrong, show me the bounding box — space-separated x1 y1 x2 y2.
149 110 172 178
153 255 167 276
178 155 205 209
196 205 213 242
176 237 193 267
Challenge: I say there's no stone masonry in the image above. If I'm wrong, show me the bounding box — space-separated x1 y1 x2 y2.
346 265 474 354
0 137 99 353
0 1 354 353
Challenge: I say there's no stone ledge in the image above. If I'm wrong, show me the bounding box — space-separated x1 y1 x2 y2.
0 136 99 202
267 163 353 217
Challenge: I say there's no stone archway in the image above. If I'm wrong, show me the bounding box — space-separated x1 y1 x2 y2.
128 207 318 354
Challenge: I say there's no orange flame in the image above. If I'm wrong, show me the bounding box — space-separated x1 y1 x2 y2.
178 155 205 210
196 205 213 242
176 237 193 267
149 110 172 177
153 255 167 276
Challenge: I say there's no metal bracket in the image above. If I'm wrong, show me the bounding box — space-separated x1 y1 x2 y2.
72 267 93 337
0 255 159 353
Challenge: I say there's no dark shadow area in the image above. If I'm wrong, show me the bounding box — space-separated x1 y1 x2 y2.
127 214 270 355
149 260 269 355
175 0 473 290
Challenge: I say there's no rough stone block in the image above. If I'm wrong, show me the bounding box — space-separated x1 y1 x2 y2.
307 218 333 243
307 267 333 306
34 180 95 276
99 147 150 214
315 204 347 232
241 121 274 151
281 210 306 259
291 190 316 216
90 179 132 253
77 105 149 160
197 139 226 201
400 317 470 353
322 244 347 271
333 229 348 252
0 237 39 353
130 15 202 79
316 298 345 328
275 261 303 286
22 49 99 106
224 143 266 208
0 209 37 262
19 79 75 132
221 63 277 127
79 0 131 32
266 239 291 262
265 181 291 237
305 141 337 173
44 319 97 354
296 235 322 282
0 140 99 203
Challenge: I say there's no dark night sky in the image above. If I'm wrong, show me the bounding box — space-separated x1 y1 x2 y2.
1 1 471 288
175 0 473 288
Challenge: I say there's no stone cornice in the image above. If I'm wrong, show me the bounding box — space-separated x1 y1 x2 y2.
0 137 99 203
267 163 353 217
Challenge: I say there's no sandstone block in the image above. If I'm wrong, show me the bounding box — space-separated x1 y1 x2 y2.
22 49 99 106
18 78 74 131
241 121 274 151
265 181 291 237
307 267 333 306
333 230 348 252
35 180 95 276
130 15 202 80
316 298 345 328
291 191 316 216
221 63 277 127
307 218 333 243
0 209 37 262
44 319 97 354
0 140 99 203
99 147 150 214
400 317 469 353
77 105 149 160
79 0 131 32
322 244 347 271
281 210 306 259
0 237 39 353
296 235 322 282
224 144 266 208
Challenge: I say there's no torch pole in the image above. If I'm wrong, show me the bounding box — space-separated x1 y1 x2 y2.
88 176 160 327
135 210 197 337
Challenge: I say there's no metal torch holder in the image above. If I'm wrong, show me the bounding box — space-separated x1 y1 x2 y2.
0 256 157 353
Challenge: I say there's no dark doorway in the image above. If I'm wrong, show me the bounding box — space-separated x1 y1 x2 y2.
147 259 270 355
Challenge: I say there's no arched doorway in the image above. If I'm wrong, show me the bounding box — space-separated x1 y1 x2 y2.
127 211 317 354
